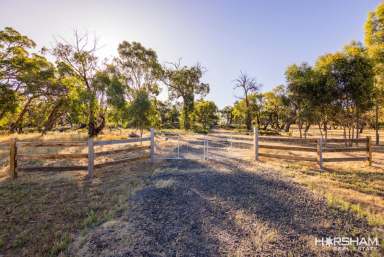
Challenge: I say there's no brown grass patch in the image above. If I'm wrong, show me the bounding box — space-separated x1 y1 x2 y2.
0 160 153 257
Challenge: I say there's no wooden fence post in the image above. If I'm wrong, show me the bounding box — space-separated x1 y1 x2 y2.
254 127 259 161
150 128 155 162
367 136 372 166
87 137 94 177
9 138 17 179
317 138 323 171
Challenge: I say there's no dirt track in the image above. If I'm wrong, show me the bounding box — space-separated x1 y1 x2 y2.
70 152 372 257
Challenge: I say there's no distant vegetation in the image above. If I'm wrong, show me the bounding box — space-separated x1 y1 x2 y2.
0 3 384 143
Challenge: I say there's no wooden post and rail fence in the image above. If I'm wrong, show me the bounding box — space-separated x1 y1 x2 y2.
253 128 373 171
1 128 156 179
0 127 375 178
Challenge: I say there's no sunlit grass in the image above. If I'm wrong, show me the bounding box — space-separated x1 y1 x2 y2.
0 162 151 257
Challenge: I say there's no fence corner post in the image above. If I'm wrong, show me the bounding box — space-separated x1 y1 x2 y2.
9 138 17 179
150 128 155 162
254 127 259 161
87 137 94 178
367 136 372 166
317 138 323 172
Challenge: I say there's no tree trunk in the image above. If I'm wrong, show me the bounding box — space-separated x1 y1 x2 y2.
182 104 190 130
304 123 311 139
94 115 105 136
256 113 261 130
42 100 64 134
343 125 347 146
284 113 296 132
245 110 252 131
88 94 96 137
298 120 303 139
355 111 359 144
9 98 33 133
318 122 324 140
375 101 380 145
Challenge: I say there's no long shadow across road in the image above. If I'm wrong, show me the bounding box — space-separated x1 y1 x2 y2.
74 156 372 257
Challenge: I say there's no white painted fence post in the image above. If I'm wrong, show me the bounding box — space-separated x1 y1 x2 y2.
254 127 259 161
150 128 155 162
87 137 94 178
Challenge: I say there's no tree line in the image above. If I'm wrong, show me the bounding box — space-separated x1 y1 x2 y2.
1 3 384 143
224 3 384 145
0 28 218 136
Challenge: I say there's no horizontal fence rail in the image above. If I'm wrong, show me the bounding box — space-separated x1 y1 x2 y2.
253 128 373 171
17 153 88 160
17 141 87 147
322 157 369 163
94 137 150 146
258 152 317 162
258 144 317 152
5 130 155 179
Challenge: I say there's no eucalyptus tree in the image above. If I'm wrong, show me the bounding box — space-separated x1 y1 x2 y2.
261 87 288 131
127 89 154 137
285 63 319 138
115 41 163 98
163 62 209 130
315 43 374 141
365 2 384 144
156 100 180 128
233 72 261 130
0 27 69 132
0 27 36 122
191 100 218 131
52 31 106 137
220 106 234 127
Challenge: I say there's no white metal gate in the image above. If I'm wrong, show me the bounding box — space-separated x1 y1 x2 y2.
154 132 206 160
154 131 253 161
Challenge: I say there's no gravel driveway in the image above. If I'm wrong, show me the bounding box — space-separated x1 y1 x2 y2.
70 148 372 257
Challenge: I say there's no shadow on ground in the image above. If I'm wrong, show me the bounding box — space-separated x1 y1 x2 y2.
71 154 373 257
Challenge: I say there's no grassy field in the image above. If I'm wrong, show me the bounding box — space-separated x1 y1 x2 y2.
0 128 383 256
0 160 153 257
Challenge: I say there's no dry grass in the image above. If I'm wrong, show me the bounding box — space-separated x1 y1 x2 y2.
0 128 146 142
206 129 384 253
281 126 384 141
214 128 384 228
0 128 383 256
0 160 153 257
232 210 278 256
255 157 384 252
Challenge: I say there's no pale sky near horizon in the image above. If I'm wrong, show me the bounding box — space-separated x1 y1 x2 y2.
0 0 382 108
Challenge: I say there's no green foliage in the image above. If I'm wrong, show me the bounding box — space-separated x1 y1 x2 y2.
0 8 380 139
156 100 179 128
127 89 155 136
164 63 209 130
116 41 163 96
233 72 261 130
220 106 233 127
191 100 218 131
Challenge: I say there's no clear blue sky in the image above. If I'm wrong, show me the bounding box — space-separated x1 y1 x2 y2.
0 0 381 108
